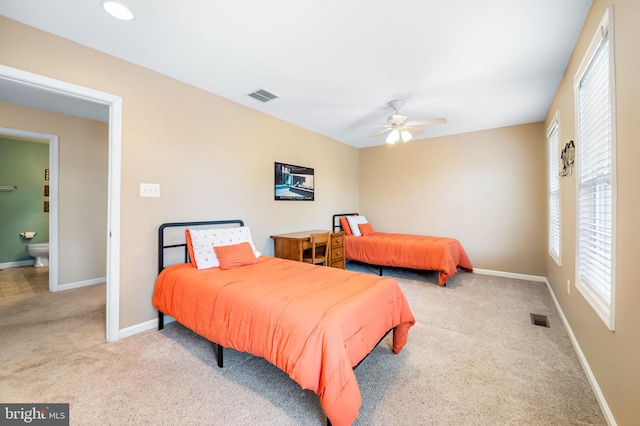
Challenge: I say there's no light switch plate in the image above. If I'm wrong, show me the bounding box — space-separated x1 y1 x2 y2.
140 183 160 198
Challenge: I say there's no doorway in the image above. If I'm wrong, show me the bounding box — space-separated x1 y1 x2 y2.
0 64 122 342
0 128 58 291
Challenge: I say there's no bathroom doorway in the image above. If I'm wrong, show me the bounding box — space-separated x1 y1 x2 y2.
0 64 122 342
0 128 58 292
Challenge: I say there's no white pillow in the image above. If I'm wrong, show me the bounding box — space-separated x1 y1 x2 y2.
347 215 368 237
189 226 261 269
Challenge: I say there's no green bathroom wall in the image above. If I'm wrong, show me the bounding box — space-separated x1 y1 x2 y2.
0 137 49 263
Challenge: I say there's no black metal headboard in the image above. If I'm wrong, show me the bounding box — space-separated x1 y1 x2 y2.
158 219 245 274
332 213 359 232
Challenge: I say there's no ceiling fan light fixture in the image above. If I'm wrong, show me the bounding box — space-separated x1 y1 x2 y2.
386 129 400 144
102 1 134 21
365 99 447 145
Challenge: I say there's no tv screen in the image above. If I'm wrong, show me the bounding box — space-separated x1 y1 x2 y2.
274 162 314 201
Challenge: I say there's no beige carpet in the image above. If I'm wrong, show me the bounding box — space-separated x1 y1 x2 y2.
0 266 606 425
0 282 105 379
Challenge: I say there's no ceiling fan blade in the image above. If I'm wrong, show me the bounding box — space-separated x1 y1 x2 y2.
360 99 446 140
406 117 447 126
370 127 393 138
355 124 392 129
405 126 424 136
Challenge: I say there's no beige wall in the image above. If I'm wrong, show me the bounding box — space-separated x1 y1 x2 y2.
0 102 108 285
544 0 640 423
0 17 360 328
360 123 547 276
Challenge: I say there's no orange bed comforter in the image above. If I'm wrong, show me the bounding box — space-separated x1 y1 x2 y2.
345 232 473 285
152 256 415 426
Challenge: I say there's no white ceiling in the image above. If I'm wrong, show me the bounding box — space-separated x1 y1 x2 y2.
0 0 592 148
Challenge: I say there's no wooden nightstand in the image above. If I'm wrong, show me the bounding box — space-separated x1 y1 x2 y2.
329 231 345 269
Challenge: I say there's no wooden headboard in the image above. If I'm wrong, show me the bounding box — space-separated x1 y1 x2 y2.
332 213 359 233
157 219 245 274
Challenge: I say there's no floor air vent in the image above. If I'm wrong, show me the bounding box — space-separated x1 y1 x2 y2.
248 89 278 103
530 313 550 328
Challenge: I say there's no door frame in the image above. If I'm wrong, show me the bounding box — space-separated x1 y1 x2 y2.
0 64 122 342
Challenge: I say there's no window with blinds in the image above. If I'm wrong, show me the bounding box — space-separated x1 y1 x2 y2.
575 7 616 330
548 117 561 265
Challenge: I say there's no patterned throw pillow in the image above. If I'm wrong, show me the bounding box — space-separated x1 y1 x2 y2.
187 226 261 269
346 215 368 237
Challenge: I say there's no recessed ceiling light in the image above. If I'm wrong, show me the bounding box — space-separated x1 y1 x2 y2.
102 1 134 21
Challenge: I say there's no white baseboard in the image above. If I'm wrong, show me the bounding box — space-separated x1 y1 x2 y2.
472 268 547 283
542 278 616 426
119 319 156 339
0 260 34 269
118 315 175 340
58 277 106 291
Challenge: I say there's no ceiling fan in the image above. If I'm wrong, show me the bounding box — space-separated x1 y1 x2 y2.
367 100 447 144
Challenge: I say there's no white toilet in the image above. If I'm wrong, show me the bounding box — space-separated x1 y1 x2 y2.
26 243 49 268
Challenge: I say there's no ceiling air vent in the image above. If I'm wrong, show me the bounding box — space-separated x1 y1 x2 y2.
248 89 278 103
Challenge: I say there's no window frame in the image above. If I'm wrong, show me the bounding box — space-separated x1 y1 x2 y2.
547 112 561 266
573 6 617 331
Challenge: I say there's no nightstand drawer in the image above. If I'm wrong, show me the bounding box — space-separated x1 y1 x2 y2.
331 248 343 261
329 231 345 269
330 260 344 269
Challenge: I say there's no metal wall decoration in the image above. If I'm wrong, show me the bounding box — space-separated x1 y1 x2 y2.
559 140 575 178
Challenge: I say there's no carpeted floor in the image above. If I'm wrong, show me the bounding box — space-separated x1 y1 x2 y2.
0 281 105 380
0 264 606 425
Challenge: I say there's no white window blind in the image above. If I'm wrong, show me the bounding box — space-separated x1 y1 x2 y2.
575 8 616 330
548 119 560 264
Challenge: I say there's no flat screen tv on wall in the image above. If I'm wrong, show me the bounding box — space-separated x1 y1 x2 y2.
274 162 314 201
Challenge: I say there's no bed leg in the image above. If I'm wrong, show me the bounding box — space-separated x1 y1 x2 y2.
327 418 331 426
379 267 383 276
158 311 164 330
212 342 224 368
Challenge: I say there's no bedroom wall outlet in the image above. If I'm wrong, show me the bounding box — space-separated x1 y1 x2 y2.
140 183 160 198
567 279 571 295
